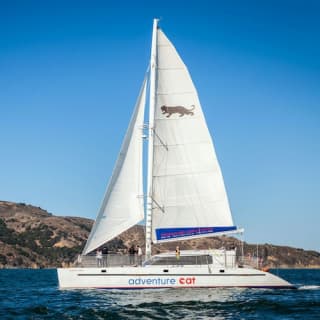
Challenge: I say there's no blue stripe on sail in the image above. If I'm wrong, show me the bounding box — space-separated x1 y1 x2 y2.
155 226 237 241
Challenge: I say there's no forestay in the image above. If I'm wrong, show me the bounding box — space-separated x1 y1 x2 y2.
151 29 236 242
83 77 147 255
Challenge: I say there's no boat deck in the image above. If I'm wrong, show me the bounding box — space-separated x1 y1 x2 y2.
74 249 246 269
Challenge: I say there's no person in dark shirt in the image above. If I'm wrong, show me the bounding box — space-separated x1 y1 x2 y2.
129 245 135 265
102 247 108 267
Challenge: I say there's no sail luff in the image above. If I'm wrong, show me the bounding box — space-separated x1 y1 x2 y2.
145 19 158 258
82 76 147 255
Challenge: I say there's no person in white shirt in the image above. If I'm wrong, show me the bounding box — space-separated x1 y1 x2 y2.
137 245 143 266
96 249 103 267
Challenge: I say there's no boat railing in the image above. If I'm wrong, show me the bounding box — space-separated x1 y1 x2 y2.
75 254 210 268
143 255 213 267
238 255 263 269
74 251 239 268
74 254 146 268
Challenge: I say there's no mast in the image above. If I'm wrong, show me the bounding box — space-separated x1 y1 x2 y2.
145 18 158 259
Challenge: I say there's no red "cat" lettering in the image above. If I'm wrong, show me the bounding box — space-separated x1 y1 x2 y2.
179 277 196 285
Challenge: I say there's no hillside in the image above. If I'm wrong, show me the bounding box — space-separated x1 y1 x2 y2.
0 201 319 268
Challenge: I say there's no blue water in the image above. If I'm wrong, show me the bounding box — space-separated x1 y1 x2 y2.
0 269 319 319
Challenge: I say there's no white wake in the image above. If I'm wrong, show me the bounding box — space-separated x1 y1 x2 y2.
298 285 320 290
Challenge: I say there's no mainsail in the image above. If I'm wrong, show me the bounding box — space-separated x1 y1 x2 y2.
83 77 147 255
151 28 236 242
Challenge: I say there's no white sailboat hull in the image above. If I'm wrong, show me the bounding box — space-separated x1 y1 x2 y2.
57 266 295 289
57 21 295 292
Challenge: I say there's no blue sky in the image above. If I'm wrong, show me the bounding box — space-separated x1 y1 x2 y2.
1 0 319 251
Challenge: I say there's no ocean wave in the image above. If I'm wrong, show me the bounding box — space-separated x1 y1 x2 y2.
298 285 320 290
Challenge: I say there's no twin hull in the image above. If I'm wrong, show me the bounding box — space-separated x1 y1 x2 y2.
57 266 294 289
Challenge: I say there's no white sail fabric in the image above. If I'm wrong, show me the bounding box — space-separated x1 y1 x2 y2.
83 77 146 255
152 29 235 243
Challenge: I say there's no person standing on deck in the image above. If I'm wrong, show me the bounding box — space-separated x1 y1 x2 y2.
129 245 135 265
96 249 102 267
102 247 108 267
175 246 180 264
137 245 143 266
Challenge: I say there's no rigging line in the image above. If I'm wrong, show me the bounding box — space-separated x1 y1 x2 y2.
153 198 227 209
151 196 165 213
146 63 151 74
153 128 168 151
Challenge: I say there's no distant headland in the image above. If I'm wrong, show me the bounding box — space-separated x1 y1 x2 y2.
0 201 319 269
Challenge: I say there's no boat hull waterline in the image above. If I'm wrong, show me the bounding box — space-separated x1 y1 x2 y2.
58 267 295 289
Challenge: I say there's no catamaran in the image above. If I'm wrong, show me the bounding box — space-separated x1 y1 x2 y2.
57 19 294 289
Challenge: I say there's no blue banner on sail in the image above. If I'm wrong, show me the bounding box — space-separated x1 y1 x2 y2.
155 226 237 241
